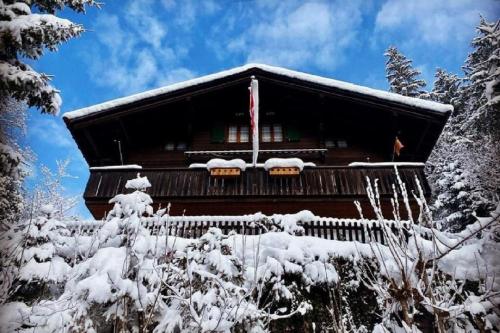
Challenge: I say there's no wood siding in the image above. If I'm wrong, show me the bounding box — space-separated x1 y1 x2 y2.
84 166 429 218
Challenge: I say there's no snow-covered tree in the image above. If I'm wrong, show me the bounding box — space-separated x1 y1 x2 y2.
384 46 426 97
0 0 98 114
0 97 30 231
463 17 500 113
24 159 79 220
430 68 462 106
427 18 500 230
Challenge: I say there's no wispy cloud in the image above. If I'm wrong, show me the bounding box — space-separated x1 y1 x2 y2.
209 0 367 70
84 0 202 95
28 117 73 148
374 0 499 46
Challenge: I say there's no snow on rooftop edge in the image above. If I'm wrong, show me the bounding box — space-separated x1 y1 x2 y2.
63 64 453 120
348 162 425 167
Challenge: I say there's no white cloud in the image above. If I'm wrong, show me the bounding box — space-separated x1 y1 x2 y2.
161 0 220 28
375 0 499 45
28 117 73 148
209 0 365 70
85 1 199 95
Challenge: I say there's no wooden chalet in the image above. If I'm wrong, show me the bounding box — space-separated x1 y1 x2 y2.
63 64 452 219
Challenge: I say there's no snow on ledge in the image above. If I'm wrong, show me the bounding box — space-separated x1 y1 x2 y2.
264 158 315 171
90 164 142 170
191 158 248 171
63 63 453 120
189 158 316 171
348 162 425 167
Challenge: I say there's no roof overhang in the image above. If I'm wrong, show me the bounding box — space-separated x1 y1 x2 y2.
63 63 453 127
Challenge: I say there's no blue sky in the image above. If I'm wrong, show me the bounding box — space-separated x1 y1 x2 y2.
25 0 499 218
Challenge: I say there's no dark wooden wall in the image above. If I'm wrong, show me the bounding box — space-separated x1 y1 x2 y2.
85 166 429 219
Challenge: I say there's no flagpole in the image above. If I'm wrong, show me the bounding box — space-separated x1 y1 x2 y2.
249 76 259 167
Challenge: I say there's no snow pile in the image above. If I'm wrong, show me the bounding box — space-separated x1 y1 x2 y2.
263 158 315 171
266 210 315 235
205 158 247 171
124 174 151 190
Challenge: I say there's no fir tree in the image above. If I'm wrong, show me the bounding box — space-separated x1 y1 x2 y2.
0 0 99 114
384 46 426 97
0 97 30 231
463 17 500 112
430 68 462 106
426 18 500 231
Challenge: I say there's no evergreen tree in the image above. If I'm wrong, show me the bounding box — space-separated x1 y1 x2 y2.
463 17 500 113
430 68 462 106
384 46 426 97
0 97 30 231
426 18 500 231
0 0 97 231
0 0 98 114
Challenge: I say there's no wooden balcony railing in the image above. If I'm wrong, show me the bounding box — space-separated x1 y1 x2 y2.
84 165 430 200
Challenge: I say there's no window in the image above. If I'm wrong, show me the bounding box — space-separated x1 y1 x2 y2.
164 142 175 151
228 126 238 143
227 125 250 143
273 124 283 142
337 140 348 148
325 139 348 148
262 125 272 142
239 126 249 143
325 140 336 148
164 142 187 151
261 124 283 143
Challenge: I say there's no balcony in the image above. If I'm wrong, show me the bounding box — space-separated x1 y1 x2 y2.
85 165 429 201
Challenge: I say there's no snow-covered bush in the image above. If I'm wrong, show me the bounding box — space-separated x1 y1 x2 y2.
1 172 498 332
356 167 500 332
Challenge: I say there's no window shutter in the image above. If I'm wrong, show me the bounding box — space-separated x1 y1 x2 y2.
285 125 300 142
211 123 225 143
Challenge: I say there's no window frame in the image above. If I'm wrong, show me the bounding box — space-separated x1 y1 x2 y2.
226 124 250 143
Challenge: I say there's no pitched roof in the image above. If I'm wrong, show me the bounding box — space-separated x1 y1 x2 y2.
63 63 453 121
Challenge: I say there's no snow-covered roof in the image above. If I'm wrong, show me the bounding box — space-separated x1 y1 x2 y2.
348 162 425 167
63 64 453 121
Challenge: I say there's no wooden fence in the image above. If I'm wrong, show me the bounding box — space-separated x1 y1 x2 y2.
67 216 431 245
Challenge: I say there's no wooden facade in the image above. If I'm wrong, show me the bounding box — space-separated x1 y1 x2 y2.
64 64 451 219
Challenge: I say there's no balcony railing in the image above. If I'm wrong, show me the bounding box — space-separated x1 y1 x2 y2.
84 165 430 200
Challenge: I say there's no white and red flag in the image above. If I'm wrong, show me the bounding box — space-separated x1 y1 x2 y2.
249 77 259 166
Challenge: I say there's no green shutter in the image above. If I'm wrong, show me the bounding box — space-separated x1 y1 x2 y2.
286 125 301 142
211 123 225 143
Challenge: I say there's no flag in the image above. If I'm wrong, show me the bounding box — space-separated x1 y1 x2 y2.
249 77 259 166
394 136 404 156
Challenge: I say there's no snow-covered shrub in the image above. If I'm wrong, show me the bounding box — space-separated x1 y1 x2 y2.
356 167 500 332
0 204 75 306
1 171 498 332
